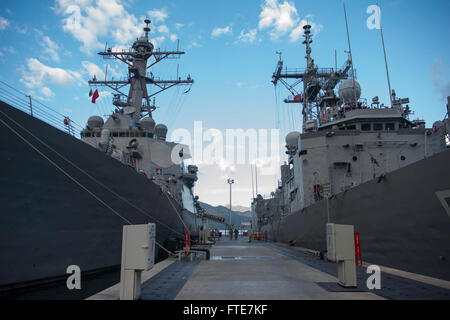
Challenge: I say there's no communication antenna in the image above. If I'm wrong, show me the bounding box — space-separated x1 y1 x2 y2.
378 2 394 107
343 3 358 107
335 49 337 71
276 51 282 61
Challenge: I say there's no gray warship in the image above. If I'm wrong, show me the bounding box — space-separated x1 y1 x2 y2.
252 24 450 280
0 20 206 293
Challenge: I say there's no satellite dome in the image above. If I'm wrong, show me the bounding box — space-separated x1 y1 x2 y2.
155 124 168 141
338 79 361 104
285 131 301 147
140 117 156 133
87 116 104 129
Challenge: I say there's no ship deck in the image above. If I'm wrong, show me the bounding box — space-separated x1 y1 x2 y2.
88 237 450 300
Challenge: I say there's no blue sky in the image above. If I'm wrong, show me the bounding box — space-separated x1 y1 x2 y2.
0 0 449 207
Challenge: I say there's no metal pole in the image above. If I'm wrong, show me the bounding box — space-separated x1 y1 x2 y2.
343 4 358 108
255 165 258 195
227 178 234 229
251 164 255 199
27 95 33 117
378 3 394 108
229 182 232 228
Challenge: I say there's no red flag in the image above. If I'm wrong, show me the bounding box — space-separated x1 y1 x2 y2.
91 89 99 103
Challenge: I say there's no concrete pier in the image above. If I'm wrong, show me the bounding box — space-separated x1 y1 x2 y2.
174 238 382 300
88 237 450 300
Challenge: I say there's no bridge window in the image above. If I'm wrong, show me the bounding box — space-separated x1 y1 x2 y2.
361 123 371 131
385 123 395 131
373 123 383 131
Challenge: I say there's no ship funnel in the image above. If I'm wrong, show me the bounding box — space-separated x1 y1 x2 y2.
87 115 104 129
140 117 156 133
155 124 168 141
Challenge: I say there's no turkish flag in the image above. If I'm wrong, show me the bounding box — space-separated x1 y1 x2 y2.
91 89 99 103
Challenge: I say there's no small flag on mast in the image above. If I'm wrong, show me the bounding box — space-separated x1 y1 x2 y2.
89 88 93 97
91 89 99 104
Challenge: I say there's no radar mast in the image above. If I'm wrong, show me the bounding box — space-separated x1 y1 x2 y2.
88 19 194 123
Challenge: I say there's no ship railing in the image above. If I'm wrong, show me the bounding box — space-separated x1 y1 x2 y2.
0 80 84 137
280 67 336 75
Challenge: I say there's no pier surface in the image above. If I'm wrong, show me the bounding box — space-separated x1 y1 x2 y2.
88 237 450 300
172 238 381 300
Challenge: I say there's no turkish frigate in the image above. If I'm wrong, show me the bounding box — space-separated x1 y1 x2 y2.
252 24 450 280
0 20 207 293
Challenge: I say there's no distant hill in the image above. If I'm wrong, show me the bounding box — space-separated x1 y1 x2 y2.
225 204 251 213
199 201 252 229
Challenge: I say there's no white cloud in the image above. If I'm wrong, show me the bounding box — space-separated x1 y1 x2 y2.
54 0 143 54
169 34 177 42
257 1 323 42
174 23 184 30
259 0 298 40
157 25 169 33
211 26 232 38
21 58 82 89
42 36 60 63
40 87 54 97
0 16 9 30
217 158 236 173
237 29 257 44
187 41 200 49
236 82 245 87
147 8 168 23
81 60 105 80
15 25 27 34
150 36 165 48
289 16 323 42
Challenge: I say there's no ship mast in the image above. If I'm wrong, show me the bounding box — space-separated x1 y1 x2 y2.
88 19 194 123
272 24 352 132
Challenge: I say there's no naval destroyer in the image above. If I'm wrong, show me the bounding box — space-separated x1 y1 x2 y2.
0 20 208 292
252 23 450 280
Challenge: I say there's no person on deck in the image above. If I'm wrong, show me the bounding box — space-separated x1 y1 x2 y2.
234 228 239 240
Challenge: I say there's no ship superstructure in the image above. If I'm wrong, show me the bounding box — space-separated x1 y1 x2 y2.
257 24 449 218
81 20 200 220
252 23 450 280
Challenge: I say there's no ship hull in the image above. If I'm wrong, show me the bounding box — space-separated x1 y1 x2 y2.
0 102 199 290
259 148 450 281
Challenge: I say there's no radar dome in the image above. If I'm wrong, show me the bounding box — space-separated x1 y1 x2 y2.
87 116 104 129
155 124 168 141
140 117 156 133
285 131 301 147
338 79 361 104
